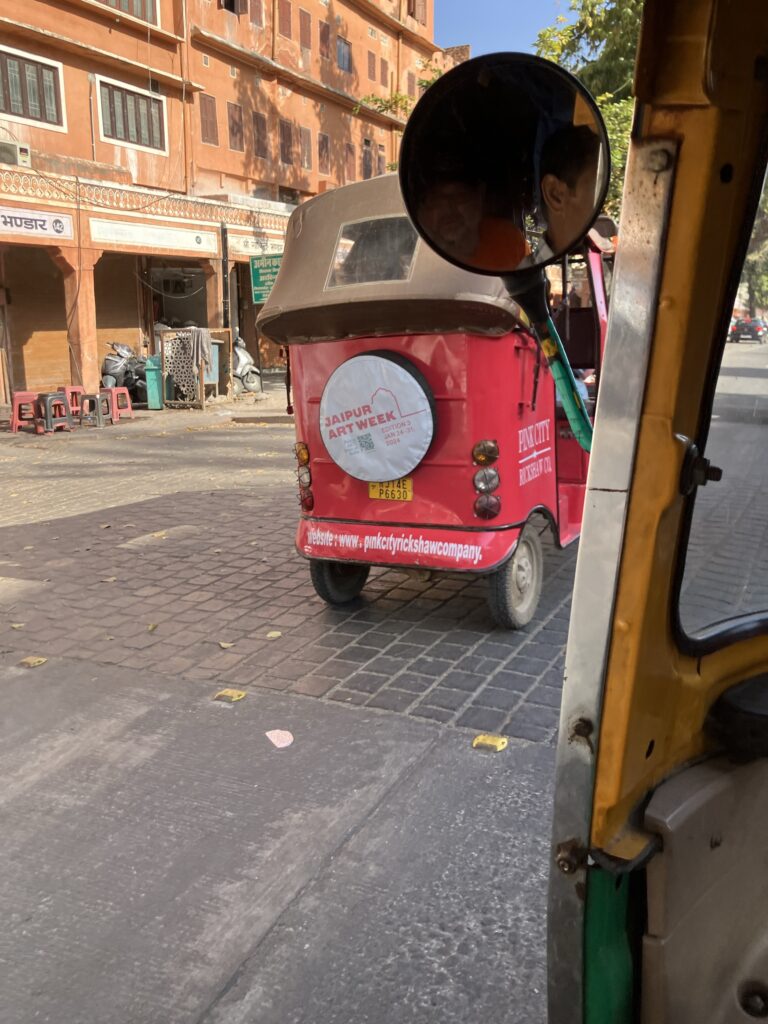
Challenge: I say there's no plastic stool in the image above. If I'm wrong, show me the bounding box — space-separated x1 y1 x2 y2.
100 386 134 422
57 385 85 417
36 392 74 433
80 392 114 427
10 391 44 434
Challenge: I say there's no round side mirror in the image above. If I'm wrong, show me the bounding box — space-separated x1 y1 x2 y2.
399 52 611 278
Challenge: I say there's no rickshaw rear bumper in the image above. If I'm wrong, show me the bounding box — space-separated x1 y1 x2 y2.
296 517 522 574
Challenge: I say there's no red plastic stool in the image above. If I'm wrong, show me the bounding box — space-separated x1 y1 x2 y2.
10 391 44 434
100 387 134 422
57 385 85 417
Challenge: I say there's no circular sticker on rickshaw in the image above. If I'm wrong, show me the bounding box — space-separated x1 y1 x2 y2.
319 353 436 481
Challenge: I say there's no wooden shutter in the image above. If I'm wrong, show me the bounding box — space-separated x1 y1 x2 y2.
380 57 389 87
368 51 376 81
407 71 416 98
344 142 355 183
299 9 311 49
280 119 293 164
278 0 291 38
319 21 330 59
227 102 244 151
318 132 330 175
300 126 311 170
415 0 426 23
249 0 263 25
362 139 372 180
377 144 386 176
253 111 267 158
234 0 248 14
199 94 218 145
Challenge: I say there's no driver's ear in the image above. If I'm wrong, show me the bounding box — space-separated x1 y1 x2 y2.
541 173 568 213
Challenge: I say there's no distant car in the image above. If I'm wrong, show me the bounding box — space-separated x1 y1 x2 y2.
729 317 767 342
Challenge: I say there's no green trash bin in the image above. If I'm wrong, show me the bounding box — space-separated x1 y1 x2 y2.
145 355 163 410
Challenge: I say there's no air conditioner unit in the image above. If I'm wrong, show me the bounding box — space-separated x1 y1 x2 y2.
0 141 32 168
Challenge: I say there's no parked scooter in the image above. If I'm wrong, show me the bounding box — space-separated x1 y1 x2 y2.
101 342 148 404
232 336 262 395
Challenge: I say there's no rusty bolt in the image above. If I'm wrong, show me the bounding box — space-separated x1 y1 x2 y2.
555 839 588 875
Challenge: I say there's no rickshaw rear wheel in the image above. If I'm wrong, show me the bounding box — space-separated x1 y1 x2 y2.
487 525 544 629
309 560 370 605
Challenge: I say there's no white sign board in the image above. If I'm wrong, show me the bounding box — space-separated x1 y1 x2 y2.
89 218 218 254
0 206 73 239
319 354 435 482
228 233 284 256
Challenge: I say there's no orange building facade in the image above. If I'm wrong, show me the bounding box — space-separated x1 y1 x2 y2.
0 0 450 397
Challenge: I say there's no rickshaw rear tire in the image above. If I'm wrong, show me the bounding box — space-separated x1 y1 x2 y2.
309 560 370 605
487 525 544 630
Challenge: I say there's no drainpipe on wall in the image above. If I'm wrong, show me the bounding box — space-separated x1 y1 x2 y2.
221 223 230 328
181 0 194 193
271 0 277 61
88 75 97 161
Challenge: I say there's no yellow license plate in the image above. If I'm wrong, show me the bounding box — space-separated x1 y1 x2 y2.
368 478 413 501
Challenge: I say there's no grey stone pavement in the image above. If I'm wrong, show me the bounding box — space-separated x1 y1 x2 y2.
0 339 762 1023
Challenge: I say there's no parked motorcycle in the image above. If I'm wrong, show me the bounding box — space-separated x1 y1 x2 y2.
101 342 148 404
233 336 262 395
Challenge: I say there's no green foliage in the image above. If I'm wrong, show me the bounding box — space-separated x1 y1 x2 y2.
596 94 633 219
354 60 443 122
742 183 768 315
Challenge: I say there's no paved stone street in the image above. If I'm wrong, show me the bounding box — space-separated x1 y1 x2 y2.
0 416 574 741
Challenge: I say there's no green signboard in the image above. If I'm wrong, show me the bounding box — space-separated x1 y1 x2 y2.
250 253 283 304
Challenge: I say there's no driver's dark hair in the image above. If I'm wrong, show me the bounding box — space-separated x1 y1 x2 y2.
540 124 600 189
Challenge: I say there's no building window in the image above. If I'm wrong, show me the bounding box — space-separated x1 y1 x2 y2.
344 141 355 182
299 125 311 170
367 51 376 81
199 93 218 145
278 0 291 38
95 0 157 24
0 48 63 127
279 118 293 164
220 0 248 12
227 101 244 150
319 21 330 59
407 0 427 24
337 37 352 73
377 143 386 176
253 111 268 158
362 138 373 180
407 71 416 98
318 131 330 175
380 57 389 87
99 78 164 150
249 0 263 24
299 8 311 49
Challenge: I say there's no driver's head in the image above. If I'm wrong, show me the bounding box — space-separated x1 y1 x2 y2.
417 166 485 260
540 124 601 254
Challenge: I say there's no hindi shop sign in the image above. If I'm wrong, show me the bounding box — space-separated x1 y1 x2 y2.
250 253 283 304
319 354 435 482
0 206 73 240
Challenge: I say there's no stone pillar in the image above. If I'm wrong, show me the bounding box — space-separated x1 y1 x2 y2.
50 247 102 391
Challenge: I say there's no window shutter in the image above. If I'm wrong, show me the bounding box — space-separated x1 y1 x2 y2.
362 139 372 180
319 21 330 58
200 94 218 145
377 144 386 176
249 0 263 24
367 51 376 81
407 71 416 98
278 0 291 38
318 132 330 175
235 0 248 14
280 119 293 164
345 142 355 183
227 102 244 151
415 0 427 23
380 57 388 87
253 111 268 158
300 126 311 170
299 9 311 49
